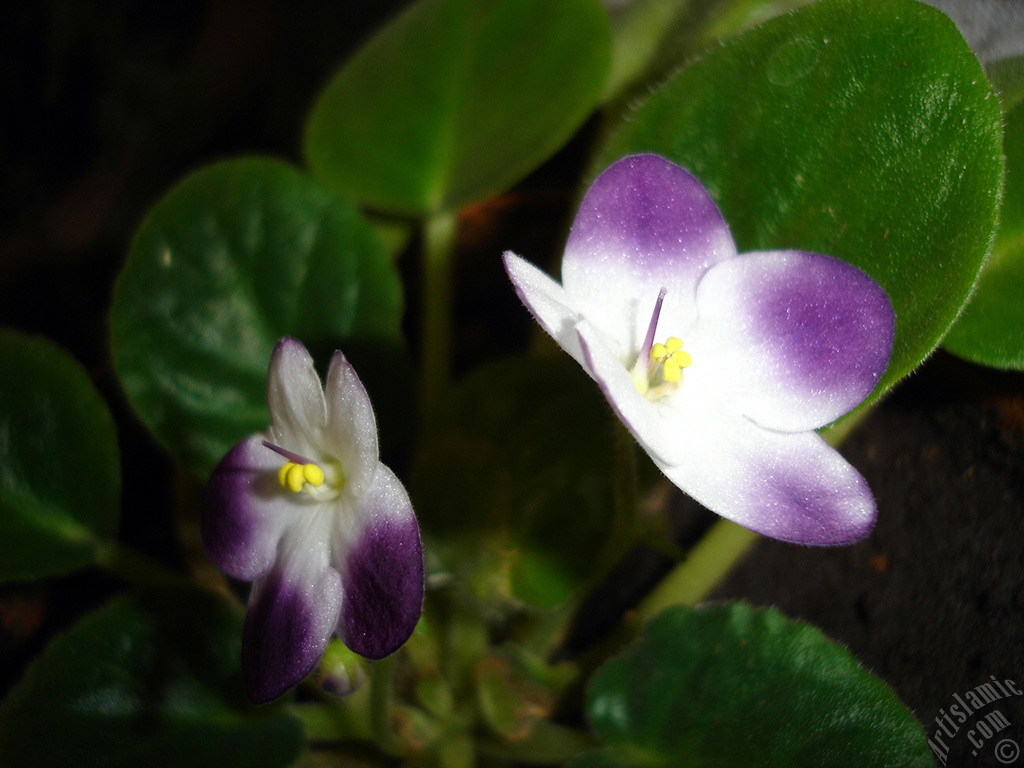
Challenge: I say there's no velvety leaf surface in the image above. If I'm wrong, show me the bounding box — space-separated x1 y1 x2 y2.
944 86 1024 368
0 588 303 768
599 0 1003 407
577 603 934 767
987 55 1024 110
603 0 814 105
412 357 645 609
110 158 403 477
304 0 611 216
0 329 119 581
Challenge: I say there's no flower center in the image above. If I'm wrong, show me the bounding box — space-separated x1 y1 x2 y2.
650 336 693 383
631 289 692 399
262 440 345 498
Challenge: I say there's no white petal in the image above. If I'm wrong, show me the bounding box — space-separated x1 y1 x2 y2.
579 318 876 545
323 351 380 497
654 414 876 545
576 320 695 467
267 337 327 454
503 252 588 365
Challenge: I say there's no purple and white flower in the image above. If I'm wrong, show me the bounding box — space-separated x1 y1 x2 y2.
504 154 894 546
202 338 423 703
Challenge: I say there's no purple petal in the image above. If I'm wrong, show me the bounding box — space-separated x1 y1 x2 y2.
202 434 290 581
242 558 343 704
503 252 589 365
654 413 876 545
690 251 894 431
322 351 380 497
562 154 736 349
577 323 875 545
267 337 327 454
337 467 423 659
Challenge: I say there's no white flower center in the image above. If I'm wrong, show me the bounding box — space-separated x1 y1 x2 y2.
263 440 346 500
630 289 693 400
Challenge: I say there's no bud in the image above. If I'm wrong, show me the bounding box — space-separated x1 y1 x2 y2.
315 640 368 697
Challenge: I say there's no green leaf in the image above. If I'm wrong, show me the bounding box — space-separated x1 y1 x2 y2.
578 603 933 768
0 587 303 768
599 0 1004 406
0 329 119 581
304 0 611 216
987 55 1024 111
944 88 1024 368
413 357 644 609
602 0 814 105
110 158 404 477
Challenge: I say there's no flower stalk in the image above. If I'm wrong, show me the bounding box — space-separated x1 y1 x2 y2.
421 211 459 420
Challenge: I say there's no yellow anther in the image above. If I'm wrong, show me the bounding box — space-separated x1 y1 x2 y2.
279 462 295 488
662 351 692 383
651 337 686 363
285 463 306 493
672 349 692 368
303 463 325 487
662 360 682 382
649 337 692 385
278 460 326 492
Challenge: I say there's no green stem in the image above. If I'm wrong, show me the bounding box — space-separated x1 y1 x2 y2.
420 211 459 420
293 700 373 742
370 654 402 755
94 540 185 588
635 403 877 621
635 519 758 622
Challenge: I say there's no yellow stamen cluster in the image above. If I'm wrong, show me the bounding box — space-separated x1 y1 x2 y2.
650 337 692 383
278 461 325 493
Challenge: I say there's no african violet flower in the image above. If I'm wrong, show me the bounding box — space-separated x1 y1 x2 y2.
504 154 894 546
202 338 423 703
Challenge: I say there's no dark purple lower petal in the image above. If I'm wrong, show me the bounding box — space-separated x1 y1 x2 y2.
202 434 290 581
338 467 423 659
242 561 343 704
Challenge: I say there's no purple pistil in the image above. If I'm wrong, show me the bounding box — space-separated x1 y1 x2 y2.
262 440 316 465
639 288 668 363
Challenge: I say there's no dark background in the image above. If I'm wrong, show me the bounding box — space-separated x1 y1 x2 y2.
1 3 1021 767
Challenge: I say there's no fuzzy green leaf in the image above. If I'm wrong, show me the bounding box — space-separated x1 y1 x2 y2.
578 603 933 767
0 588 303 768
0 330 119 581
304 0 611 216
944 83 1024 368
110 158 403 477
